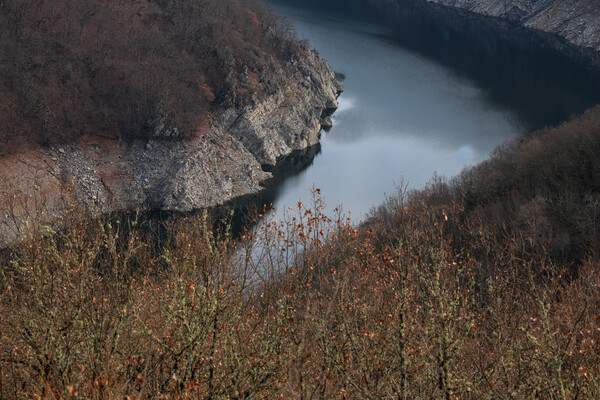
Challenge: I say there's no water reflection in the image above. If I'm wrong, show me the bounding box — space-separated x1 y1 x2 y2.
250 0 600 224
219 0 600 235
255 2 515 221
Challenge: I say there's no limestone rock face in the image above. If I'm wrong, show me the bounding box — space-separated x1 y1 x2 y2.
0 49 342 246
62 50 342 213
219 51 343 166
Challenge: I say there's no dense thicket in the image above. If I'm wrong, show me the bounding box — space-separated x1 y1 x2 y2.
0 0 302 156
1 108 599 398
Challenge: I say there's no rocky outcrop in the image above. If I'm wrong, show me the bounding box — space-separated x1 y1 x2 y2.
218 52 342 166
0 49 342 246
417 0 600 59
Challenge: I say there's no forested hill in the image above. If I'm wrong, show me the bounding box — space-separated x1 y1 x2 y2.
0 0 341 244
0 0 314 156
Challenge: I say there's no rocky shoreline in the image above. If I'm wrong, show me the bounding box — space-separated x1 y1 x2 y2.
420 0 600 51
0 50 342 246
409 0 600 68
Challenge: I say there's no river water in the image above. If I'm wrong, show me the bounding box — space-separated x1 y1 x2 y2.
239 0 600 223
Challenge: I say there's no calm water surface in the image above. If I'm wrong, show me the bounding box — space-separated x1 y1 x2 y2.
264 3 522 220
242 1 600 223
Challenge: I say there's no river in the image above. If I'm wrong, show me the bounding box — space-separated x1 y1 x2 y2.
235 0 600 224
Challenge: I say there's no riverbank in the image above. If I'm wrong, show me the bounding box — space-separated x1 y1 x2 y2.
260 0 600 227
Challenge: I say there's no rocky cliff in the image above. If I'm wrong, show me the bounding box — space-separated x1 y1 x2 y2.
0 49 342 247
417 0 600 60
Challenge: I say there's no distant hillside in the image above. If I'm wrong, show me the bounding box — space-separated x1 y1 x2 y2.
422 0 600 52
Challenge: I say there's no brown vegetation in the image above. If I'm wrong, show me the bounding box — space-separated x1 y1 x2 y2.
0 188 599 398
1 110 600 397
369 105 600 269
0 0 304 157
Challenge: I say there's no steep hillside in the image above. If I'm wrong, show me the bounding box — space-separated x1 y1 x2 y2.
0 0 342 246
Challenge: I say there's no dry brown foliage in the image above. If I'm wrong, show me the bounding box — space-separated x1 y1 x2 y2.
0 181 598 398
0 0 303 157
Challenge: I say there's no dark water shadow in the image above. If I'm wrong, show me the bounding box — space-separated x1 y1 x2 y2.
369 1 600 131
273 0 600 131
220 143 322 234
